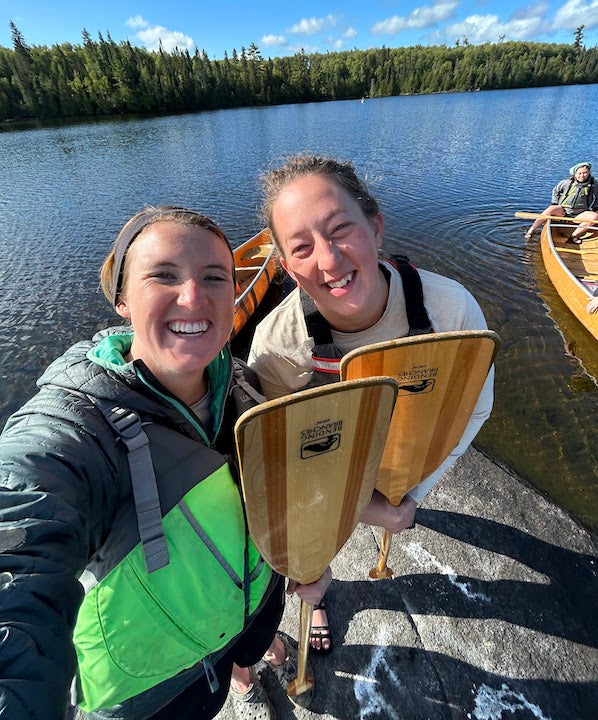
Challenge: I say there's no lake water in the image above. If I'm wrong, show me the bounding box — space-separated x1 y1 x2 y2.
1 85 596 531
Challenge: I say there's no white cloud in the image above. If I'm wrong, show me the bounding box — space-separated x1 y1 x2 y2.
289 14 338 35
554 0 598 30
372 1 458 34
429 3 550 44
261 34 287 46
510 1 549 21
125 15 148 30
327 27 358 50
126 16 194 52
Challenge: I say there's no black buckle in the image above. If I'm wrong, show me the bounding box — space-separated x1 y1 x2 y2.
106 407 142 439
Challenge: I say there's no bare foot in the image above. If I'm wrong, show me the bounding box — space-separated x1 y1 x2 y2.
230 663 252 694
309 605 332 653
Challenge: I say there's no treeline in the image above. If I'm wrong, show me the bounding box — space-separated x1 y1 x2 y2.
1 23 597 122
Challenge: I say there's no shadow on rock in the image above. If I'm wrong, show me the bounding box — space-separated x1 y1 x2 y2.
298 643 598 719
406 508 598 647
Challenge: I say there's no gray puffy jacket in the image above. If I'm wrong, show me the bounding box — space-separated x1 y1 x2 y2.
0 327 265 719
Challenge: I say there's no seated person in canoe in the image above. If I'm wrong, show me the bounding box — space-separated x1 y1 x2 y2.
525 161 598 243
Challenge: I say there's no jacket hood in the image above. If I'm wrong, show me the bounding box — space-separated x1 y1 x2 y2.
37 326 142 406
36 326 233 437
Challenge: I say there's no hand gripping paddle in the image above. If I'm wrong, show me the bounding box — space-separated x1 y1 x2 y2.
234 377 398 698
340 330 500 579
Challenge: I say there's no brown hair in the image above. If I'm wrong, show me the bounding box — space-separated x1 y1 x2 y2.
100 206 233 306
260 155 380 254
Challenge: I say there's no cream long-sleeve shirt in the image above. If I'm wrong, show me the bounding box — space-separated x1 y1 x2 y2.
248 261 494 504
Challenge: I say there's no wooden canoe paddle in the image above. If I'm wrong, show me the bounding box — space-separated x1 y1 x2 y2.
234 377 398 699
340 330 500 579
515 211 598 229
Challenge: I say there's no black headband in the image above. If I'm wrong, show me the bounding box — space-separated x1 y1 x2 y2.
110 207 229 306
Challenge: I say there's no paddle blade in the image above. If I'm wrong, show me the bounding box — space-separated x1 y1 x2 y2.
340 330 499 505
234 377 398 584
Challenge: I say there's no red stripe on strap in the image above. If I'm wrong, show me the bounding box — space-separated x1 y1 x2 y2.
312 356 341 373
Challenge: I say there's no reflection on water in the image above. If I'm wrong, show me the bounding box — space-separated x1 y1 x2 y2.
1 85 596 531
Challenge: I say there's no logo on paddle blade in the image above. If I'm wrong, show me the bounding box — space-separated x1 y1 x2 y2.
395 365 439 397
398 378 435 395
300 419 342 459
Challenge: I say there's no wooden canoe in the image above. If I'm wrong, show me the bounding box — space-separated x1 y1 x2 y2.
541 220 598 341
232 228 277 339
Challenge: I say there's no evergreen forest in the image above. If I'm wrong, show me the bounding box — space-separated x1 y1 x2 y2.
1 23 597 123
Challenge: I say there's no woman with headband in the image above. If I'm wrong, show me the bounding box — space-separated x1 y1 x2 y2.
524 161 598 242
0 206 328 720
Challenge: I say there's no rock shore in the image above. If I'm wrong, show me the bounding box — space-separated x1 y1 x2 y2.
218 446 598 719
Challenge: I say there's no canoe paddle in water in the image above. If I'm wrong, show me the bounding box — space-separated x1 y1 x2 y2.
340 330 500 579
234 377 398 699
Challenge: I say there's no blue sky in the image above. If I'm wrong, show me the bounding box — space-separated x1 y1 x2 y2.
0 1 596 57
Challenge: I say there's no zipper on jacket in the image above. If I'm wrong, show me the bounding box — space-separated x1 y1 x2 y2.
203 657 220 693
178 499 243 589
134 350 233 445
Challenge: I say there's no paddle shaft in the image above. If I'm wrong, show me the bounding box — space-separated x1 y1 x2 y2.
370 528 394 579
287 600 315 697
514 211 598 226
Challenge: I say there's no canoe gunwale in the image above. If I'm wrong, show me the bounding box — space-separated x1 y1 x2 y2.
231 228 277 339
541 219 598 341
545 221 593 300
235 247 276 304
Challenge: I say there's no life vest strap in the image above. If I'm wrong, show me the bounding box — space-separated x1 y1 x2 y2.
96 402 170 574
300 255 433 386
312 355 342 374
44 384 170 574
385 255 433 336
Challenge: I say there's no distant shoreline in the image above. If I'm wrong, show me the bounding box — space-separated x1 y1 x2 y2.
2 33 596 124
3 82 598 131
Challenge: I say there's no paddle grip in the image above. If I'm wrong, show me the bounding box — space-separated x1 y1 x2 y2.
369 530 394 579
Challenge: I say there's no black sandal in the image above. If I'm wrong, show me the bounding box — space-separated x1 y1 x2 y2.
567 236 583 245
309 601 333 655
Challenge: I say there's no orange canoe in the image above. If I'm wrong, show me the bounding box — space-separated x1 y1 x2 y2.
231 228 277 339
541 220 598 341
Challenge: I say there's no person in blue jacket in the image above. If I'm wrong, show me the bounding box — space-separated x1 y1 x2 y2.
0 206 329 720
525 161 598 242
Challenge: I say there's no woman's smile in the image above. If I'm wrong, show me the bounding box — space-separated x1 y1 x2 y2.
167 319 210 335
324 270 355 293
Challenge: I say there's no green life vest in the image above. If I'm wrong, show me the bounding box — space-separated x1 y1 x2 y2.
74 459 272 712
63 351 273 713
560 180 593 213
